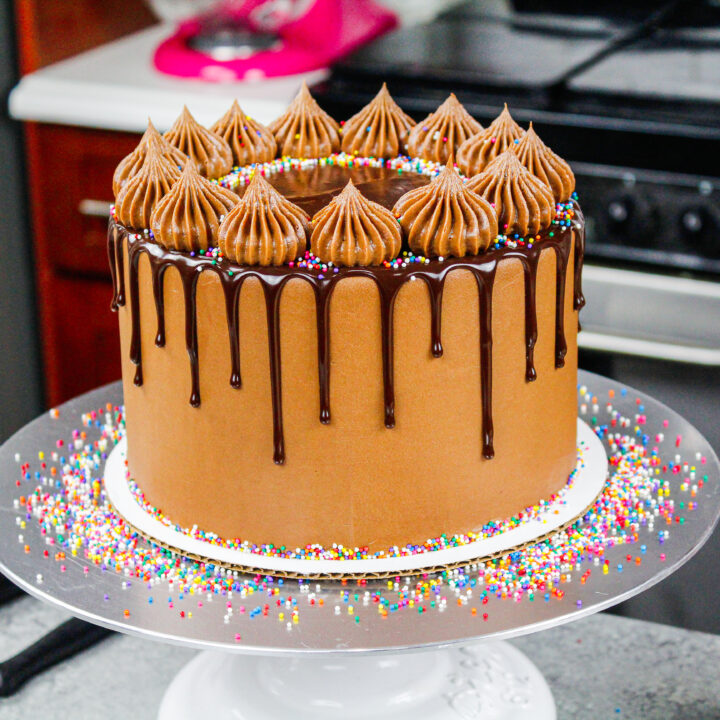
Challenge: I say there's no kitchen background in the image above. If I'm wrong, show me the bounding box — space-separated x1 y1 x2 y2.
1 0 719 634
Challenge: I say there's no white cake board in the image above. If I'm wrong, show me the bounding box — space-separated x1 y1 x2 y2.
105 418 606 577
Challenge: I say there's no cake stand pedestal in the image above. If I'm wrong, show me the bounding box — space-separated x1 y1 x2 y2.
158 643 555 719
0 371 718 720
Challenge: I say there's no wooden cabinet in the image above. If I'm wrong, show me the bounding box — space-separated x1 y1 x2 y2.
14 0 155 75
14 0 153 406
23 124 143 405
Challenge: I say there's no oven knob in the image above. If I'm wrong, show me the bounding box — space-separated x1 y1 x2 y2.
679 205 720 257
605 194 657 245
607 199 630 224
681 208 704 233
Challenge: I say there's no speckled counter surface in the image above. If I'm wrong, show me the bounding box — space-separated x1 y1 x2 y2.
1 596 718 719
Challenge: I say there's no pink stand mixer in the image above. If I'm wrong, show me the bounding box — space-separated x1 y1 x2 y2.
151 0 398 81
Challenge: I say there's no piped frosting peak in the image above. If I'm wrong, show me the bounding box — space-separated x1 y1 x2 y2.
392 158 498 258
164 106 233 178
457 104 525 176
268 82 341 159
113 120 187 197
115 143 181 229
406 94 482 164
466 151 555 237
341 83 416 159
513 122 575 203
149 161 238 252
210 100 277 167
218 173 309 266
311 180 401 266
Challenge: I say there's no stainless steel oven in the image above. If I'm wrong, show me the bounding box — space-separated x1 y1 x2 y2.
581 269 720 633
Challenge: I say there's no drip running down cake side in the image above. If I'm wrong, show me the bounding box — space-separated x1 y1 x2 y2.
108 84 585 552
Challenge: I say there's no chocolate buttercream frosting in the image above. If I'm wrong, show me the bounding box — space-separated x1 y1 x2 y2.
311 180 401 266
115 143 181 229
210 100 277 167
392 158 498 258
406 94 482 164
456 104 525 176
466 151 555 237
513 122 575 203
340 83 416 159
218 173 309 266
149 161 238 252
113 120 186 197
164 106 233 178
268 82 341 159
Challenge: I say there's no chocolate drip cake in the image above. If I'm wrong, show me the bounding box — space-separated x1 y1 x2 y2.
108 85 585 553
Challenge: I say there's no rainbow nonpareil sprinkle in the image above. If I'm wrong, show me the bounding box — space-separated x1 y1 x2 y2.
218 153 446 193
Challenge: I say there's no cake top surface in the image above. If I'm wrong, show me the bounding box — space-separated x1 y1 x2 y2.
112 83 579 268
233 160 432 218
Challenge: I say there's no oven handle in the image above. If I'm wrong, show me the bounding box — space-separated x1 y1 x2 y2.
579 330 720 366
78 199 112 218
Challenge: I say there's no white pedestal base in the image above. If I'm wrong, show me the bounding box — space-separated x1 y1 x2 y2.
157 642 555 719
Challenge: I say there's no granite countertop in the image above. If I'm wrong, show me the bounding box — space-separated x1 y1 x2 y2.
1 595 718 719
8 25 327 131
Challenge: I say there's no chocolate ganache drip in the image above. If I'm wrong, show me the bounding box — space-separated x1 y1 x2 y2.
406 94 482 164
268 82 341 159
109 217 580 464
456 104 525 177
210 100 277 167
218 172 309 266
392 158 498 259
513 123 576 204
108 117 584 465
164 106 233 178
311 181 402 266
113 120 186 197
340 84 416 159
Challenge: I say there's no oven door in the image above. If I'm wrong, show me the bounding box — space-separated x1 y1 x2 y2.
580 264 720 633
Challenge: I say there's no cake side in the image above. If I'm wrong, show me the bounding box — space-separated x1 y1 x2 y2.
113 222 579 550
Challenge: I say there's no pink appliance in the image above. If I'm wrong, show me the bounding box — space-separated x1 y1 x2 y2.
151 0 398 81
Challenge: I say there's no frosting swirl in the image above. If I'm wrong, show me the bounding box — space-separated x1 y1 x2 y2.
456 104 525 176
513 122 575 203
466 151 555 237
340 83 416 159
164 106 233 178
210 100 277 167
392 158 498 258
268 82 341 159
311 181 401 266
115 143 181 229
218 173 309 266
149 162 238 252
112 120 186 197
406 94 482 164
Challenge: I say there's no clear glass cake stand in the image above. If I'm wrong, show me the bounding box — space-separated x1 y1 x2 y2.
0 370 717 719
